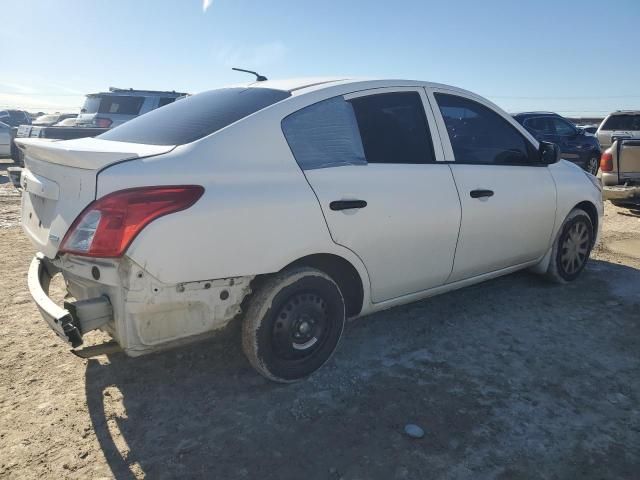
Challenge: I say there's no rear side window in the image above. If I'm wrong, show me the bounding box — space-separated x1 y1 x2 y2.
349 92 435 164
435 93 533 165
601 114 640 131
98 96 144 115
99 88 290 146
282 97 366 170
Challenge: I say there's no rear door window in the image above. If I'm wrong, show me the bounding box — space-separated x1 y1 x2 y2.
349 92 436 164
601 114 640 131
99 87 291 146
435 93 534 165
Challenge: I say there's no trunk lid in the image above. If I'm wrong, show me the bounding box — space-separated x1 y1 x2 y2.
16 137 174 258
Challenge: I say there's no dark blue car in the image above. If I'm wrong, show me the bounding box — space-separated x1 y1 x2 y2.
513 112 601 174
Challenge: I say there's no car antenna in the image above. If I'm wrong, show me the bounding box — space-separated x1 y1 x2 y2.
232 67 268 82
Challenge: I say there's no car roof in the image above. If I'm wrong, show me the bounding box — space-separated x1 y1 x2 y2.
607 110 640 115
235 77 482 99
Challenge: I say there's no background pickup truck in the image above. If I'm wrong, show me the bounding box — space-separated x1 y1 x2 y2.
11 88 188 166
600 136 640 206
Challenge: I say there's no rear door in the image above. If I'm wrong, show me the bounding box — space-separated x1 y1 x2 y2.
283 87 461 303
429 89 556 282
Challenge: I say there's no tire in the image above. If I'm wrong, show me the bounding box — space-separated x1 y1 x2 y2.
242 267 346 383
586 155 599 175
546 208 594 283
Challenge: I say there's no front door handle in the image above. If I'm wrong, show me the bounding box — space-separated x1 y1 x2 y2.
470 189 494 199
330 199 367 211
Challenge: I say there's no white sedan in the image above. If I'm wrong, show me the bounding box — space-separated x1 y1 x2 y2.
18 78 603 382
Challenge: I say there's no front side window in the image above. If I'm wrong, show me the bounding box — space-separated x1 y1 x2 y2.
158 97 176 108
349 92 436 164
435 93 533 165
551 118 576 136
524 117 554 134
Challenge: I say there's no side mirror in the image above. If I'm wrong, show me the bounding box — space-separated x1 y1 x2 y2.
576 127 585 135
539 141 560 165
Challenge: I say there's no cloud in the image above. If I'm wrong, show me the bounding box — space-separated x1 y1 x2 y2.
214 41 287 69
203 0 213 12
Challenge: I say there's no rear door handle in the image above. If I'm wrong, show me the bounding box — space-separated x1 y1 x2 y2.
330 200 367 211
470 189 494 199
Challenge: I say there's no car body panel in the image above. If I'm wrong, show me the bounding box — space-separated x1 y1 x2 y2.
596 111 640 150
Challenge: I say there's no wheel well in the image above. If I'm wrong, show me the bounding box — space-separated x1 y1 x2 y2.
574 200 598 241
284 254 364 317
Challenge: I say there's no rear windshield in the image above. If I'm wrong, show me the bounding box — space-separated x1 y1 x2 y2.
81 95 144 115
98 88 291 146
601 114 640 131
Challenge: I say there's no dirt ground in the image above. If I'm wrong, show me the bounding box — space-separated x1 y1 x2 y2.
0 158 638 479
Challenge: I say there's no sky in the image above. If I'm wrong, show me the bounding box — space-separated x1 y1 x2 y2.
0 0 638 118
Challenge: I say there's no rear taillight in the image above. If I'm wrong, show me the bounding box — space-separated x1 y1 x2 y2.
600 151 613 172
94 117 113 128
60 185 204 258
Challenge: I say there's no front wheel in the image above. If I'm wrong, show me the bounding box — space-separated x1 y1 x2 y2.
586 155 599 175
546 208 594 283
242 267 346 382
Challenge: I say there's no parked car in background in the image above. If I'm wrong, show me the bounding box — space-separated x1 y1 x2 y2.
596 111 640 150
0 109 31 127
12 88 189 165
600 136 640 206
32 113 77 126
53 117 78 127
0 121 13 157
576 124 599 135
514 112 601 174
19 78 603 382
75 87 187 128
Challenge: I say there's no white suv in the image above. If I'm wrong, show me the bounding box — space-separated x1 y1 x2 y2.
18 78 603 382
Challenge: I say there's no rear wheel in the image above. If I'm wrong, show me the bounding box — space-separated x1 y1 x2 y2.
546 208 594 283
242 267 345 382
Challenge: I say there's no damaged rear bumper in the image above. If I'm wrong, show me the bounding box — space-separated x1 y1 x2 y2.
28 253 113 348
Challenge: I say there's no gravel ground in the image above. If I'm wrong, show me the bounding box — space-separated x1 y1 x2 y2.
0 159 638 479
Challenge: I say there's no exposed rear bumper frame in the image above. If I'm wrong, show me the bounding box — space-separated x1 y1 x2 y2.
28 253 113 348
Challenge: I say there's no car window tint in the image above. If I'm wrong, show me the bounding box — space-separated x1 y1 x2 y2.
552 118 576 136
601 114 640 131
98 96 144 115
524 117 554 134
435 93 532 165
158 97 176 108
282 96 366 170
348 92 435 164
100 88 290 146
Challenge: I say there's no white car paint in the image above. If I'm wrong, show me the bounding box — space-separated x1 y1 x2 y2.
18 78 604 357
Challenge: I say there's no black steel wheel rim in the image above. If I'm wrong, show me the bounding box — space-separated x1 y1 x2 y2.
271 292 330 361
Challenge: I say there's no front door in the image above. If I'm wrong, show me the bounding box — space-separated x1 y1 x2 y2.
429 90 557 282
281 87 461 302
